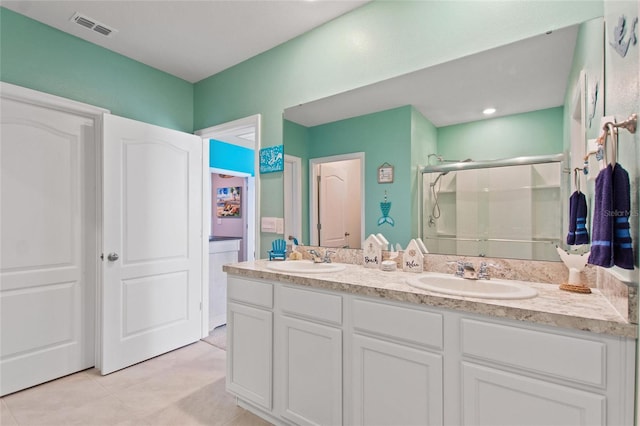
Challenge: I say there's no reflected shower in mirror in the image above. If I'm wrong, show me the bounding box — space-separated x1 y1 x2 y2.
283 17 603 260
422 156 564 261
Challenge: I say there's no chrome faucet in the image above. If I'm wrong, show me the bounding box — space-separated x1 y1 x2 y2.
308 249 335 263
323 250 336 263
450 260 500 280
450 260 480 280
478 262 499 280
308 249 322 262
462 262 478 280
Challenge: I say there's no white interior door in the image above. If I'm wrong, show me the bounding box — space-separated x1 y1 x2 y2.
0 96 96 396
311 153 364 249
319 162 349 247
101 114 203 374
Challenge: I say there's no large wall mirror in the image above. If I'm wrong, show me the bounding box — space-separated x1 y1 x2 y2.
283 17 604 260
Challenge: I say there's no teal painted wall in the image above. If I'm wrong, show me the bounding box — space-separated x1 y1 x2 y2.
209 140 254 175
0 8 193 132
437 107 565 161
194 1 603 255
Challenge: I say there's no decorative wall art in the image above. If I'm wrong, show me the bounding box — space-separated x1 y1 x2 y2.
259 145 284 173
609 15 638 58
378 191 395 226
377 162 394 183
216 186 242 218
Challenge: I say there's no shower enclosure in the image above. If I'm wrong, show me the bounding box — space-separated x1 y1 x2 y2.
420 154 566 261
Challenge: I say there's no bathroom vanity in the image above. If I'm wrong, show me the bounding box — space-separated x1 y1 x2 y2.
223 260 636 426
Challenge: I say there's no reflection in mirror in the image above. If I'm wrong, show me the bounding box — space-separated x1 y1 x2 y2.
283 18 603 261
422 158 563 261
310 153 364 249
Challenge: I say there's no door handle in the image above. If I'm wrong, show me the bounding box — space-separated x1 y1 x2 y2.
107 252 119 262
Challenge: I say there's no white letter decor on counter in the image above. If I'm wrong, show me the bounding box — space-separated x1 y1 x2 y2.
362 234 383 268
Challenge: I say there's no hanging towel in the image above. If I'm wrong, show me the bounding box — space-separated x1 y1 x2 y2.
566 191 590 245
611 164 634 269
588 165 614 267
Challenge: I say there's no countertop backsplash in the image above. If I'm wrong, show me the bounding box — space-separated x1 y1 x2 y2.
290 245 637 324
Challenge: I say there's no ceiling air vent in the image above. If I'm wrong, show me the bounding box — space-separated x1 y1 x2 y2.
70 12 117 38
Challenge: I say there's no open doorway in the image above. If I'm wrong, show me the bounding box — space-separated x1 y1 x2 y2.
196 115 260 261
310 152 364 249
195 115 260 336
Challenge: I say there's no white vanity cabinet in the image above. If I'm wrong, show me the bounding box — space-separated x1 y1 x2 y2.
350 298 444 426
226 277 273 411
225 272 636 426
276 285 343 426
457 316 635 426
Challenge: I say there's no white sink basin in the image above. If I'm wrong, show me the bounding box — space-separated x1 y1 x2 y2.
266 260 346 274
406 272 538 300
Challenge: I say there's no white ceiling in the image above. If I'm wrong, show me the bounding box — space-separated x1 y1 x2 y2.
285 24 580 128
2 0 369 83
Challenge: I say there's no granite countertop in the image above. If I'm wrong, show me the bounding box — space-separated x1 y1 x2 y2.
224 260 638 339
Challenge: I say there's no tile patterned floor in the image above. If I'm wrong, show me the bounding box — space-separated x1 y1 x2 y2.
1 341 271 426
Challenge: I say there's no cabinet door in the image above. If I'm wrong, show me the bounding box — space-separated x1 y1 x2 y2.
352 334 443 426
462 362 604 426
227 302 273 410
279 316 342 426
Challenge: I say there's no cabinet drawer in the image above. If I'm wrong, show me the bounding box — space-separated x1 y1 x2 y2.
228 277 273 308
280 285 342 325
353 299 443 350
461 319 606 387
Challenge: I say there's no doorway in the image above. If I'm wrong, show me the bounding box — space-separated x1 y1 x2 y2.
0 84 102 395
196 115 260 263
195 115 261 336
310 153 364 249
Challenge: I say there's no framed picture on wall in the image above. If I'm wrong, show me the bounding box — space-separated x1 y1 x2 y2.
216 186 242 218
259 145 284 173
377 162 394 183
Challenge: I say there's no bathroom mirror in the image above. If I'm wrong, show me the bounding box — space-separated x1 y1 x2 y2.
283 17 604 260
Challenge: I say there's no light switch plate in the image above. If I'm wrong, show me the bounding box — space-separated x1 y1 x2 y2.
261 217 277 233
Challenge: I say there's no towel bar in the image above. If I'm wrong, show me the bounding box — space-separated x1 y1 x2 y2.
591 113 637 166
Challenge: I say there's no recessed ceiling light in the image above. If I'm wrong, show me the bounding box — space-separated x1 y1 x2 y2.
483 108 496 115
